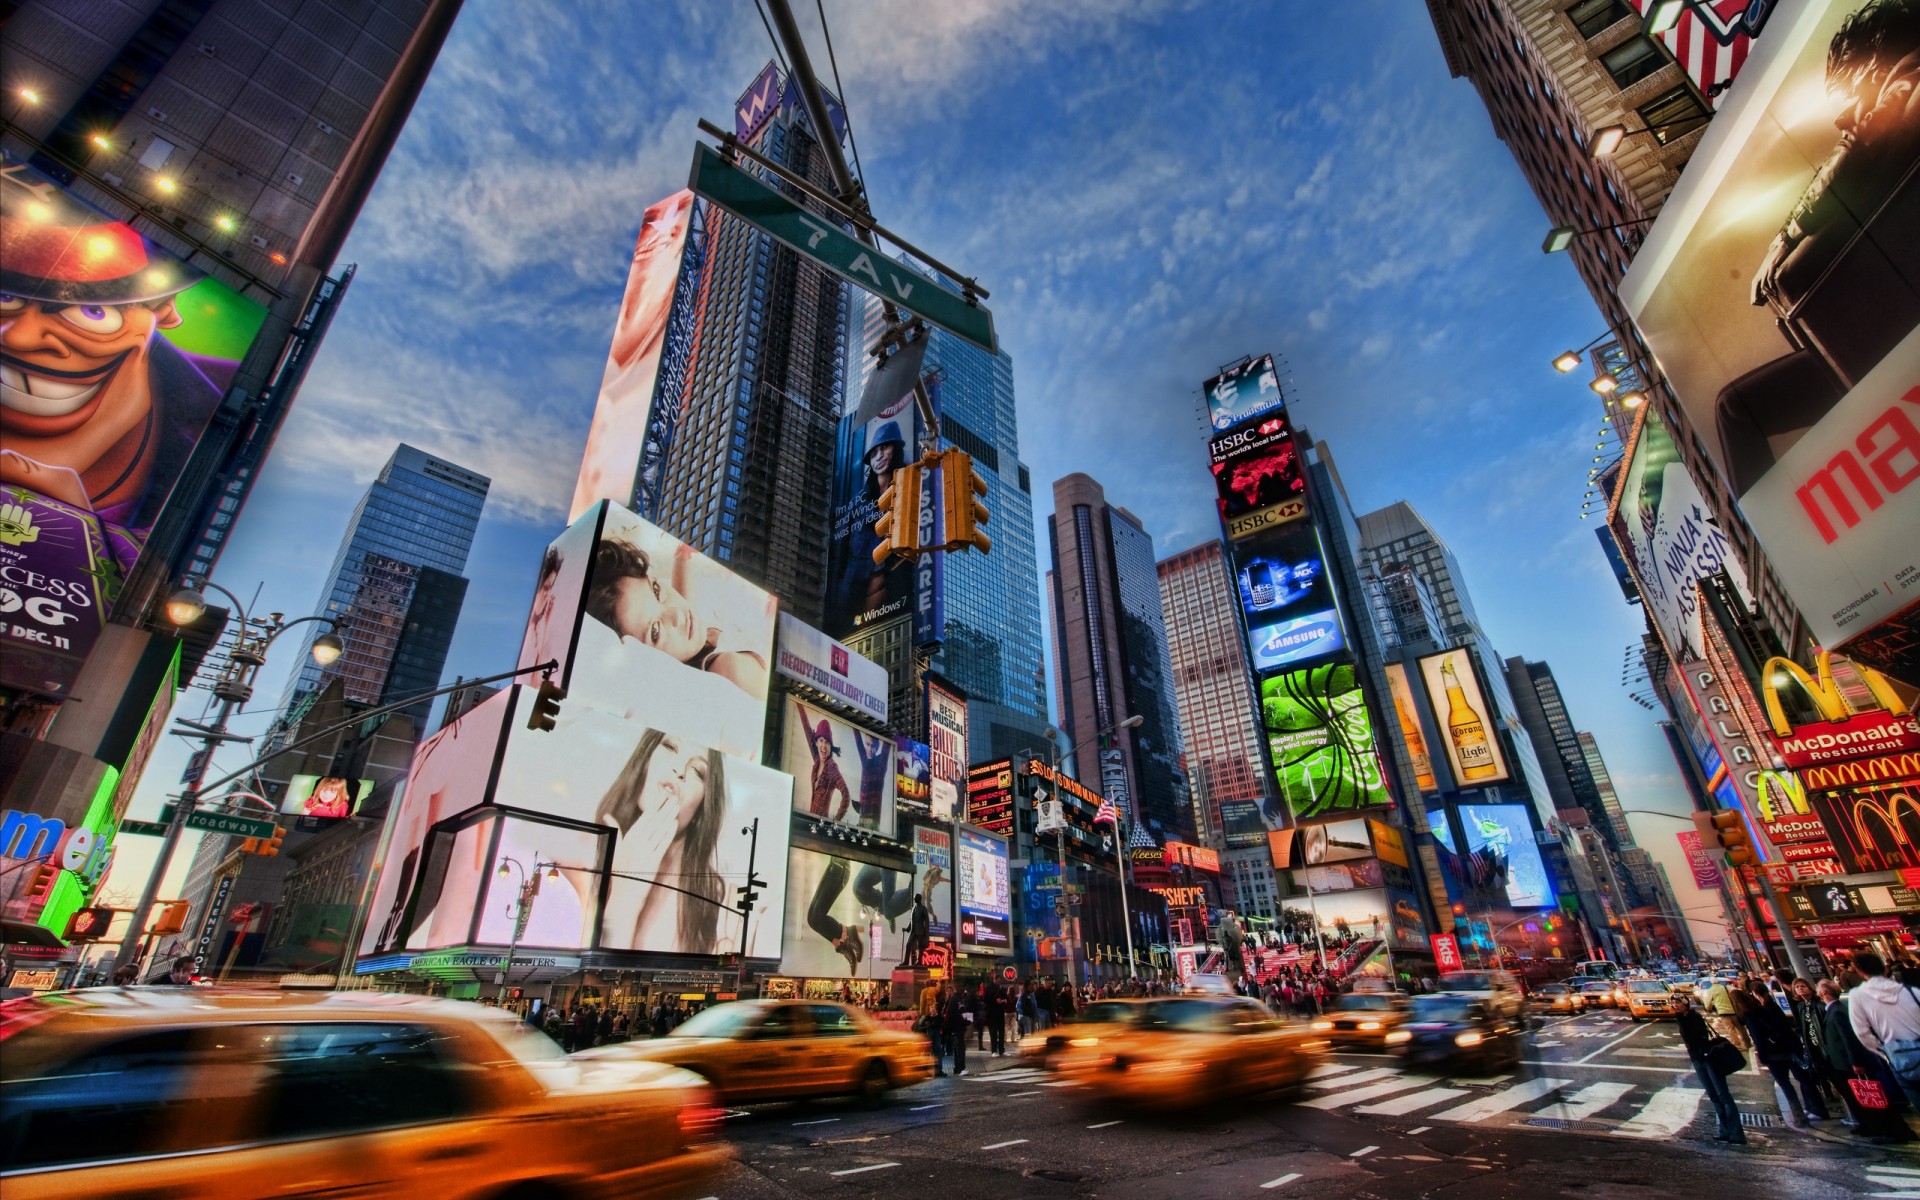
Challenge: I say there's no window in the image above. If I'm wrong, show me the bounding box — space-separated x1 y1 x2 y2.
1568 0 1632 38
1637 84 1711 144
254 1023 475 1139
1601 37 1667 89
805 1005 861 1036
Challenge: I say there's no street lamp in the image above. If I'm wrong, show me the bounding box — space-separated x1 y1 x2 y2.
496 856 560 989
113 579 344 976
1541 216 1655 254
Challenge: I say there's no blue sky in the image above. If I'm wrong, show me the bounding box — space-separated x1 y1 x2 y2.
117 0 1716 940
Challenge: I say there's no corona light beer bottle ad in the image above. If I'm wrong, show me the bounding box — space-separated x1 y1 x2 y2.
1418 648 1510 787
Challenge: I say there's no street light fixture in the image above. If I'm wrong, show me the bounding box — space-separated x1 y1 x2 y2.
1552 350 1583 373
1541 216 1656 254
1590 374 1620 395
1646 0 1686 36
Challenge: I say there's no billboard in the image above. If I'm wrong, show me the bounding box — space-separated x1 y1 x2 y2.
926 679 968 821
1810 776 1920 874
1301 887 1393 948
569 190 697 523
774 612 888 724
1383 663 1438 793
956 826 1012 954
1 157 270 695
1677 830 1727 891
1295 857 1385 893
1618 1 1920 658
1432 804 1556 909
472 814 613 948
1203 353 1285 432
1262 662 1392 821
825 352 934 637
782 697 894 832
895 737 932 811
280 775 373 819
524 501 777 760
1416 648 1512 787
906 819 954 946
1607 406 1749 665
1209 411 1309 540
778 844 915 979
966 759 1015 835
1238 520 1343 672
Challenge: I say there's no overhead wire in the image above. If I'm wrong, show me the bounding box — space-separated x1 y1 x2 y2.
813 0 867 196
752 0 791 76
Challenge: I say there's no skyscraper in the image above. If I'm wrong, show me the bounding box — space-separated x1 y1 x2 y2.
1157 541 1270 847
278 444 488 720
1507 658 1618 845
1047 473 1189 843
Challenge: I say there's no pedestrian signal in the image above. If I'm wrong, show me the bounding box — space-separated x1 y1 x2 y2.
65 905 113 942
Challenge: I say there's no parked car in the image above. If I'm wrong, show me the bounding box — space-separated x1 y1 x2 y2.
0 988 728 1200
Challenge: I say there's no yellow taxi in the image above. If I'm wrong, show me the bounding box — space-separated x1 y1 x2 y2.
1621 978 1678 1021
1311 991 1412 1049
1018 998 1149 1070
1532 983 1588 1015
579 999 934 1104
0 988 727 1200
1056 995 1327 1110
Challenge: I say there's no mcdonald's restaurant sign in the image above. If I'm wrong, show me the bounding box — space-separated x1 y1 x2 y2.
1761 653 1920 771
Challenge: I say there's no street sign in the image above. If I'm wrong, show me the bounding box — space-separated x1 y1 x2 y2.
158 805 277 840
118 819 170 837
688 143 997 353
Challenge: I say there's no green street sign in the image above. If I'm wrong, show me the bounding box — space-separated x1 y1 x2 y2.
689 143 997 354
158 805 278 840
118 819 170 837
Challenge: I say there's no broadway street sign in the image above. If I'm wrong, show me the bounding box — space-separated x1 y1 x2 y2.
158 805 278 840
689 143 996 353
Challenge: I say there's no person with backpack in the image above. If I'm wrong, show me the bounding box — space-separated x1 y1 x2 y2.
1825 975 1918 1144
1850 950 1920 1108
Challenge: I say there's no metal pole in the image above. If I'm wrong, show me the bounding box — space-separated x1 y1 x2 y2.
739 818 759 991
1750 865 1812 980
1112 825 1137 982
1049 740 1078 990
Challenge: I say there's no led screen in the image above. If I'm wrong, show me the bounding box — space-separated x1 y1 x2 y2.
473 815 612 949
1431 804 1556 910
1208 409 1308 540
1262 662 1392 821
956 826 1011 955
281 775 373 819
783 697 895 832
905 819 954 947
895 737 932 811
1203 353 1286 432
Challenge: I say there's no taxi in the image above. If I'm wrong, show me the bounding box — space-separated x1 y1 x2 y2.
1621 978 1678 1021
1019 998 1148 1070
1576 979 1618 1009
0 988 727 1200
580 999 933 1104
1533 983 1587 1015
1056 995 1327 1110
1311 991 1412 1049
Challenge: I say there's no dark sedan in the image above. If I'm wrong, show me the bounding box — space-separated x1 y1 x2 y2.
1398 993 1525 1073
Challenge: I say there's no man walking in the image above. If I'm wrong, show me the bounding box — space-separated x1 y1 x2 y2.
919 980 947 1076
945 983 971 1077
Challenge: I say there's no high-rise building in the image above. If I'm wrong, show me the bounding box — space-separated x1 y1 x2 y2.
852 293 1049 760
1575 730 1633 851
650 74 849 627
277 445 488 720
1507 658 1619 845
1047 473 1189 843
1157 541 1271 847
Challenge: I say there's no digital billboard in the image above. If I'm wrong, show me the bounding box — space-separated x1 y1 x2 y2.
825 355 936 637
1301 887 1392 950
782 696 894 832
1295 857 1384 893
1432 804 1556 910
280 775 373 819
472 814 612 948
956 826 1011 954
1416 648 1512 787
1262 662 1392 821
774 612 888 724
1811 777 1920 874
1269 816 1375 869
1209 410 1308 540
531 500 778 760
926 679 968 821
1203 353 1285 432
1618 1 1920 663
569 190 696 523
895 737 932 811
1382 663 1438 793
965 759 1015 835
778 844 915 979
1607 406 1749 666
1237 519 1343 671
1 157 270 696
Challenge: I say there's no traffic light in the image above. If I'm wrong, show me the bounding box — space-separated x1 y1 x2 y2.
938 447 991 554
241 826 286 856
526 678 567 732
736 872 768 914
149 900 190 936
871 462 923 566
65 905 114 942
1695 808 1754 867
23 863 56 902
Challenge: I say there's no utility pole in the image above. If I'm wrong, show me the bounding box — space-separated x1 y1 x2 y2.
738 817 761 991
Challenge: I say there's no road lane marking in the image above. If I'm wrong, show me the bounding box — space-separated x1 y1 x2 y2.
1530 1080 1635 1122
1305 1067 1400 1088
1008 1090 1042 1097
1534 1040 1564 1048
1301 1075 1437 1110
1611 1087 1704 1139
1349 1145 1378 1158
982 1139 1029 1150
909 1103 943 1111
1405 1126 1430 1135
793 1118 840 1126
1087 1120 1123 1129
1260 1173 1302 1189
1039 1081 1079 1087
1578 1023 1653 1064
830 1163 901 1175
1428 1077 1571 1122
1354 1086 1469 1116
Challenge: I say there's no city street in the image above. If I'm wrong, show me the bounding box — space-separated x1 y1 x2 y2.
702 1011 1912 1199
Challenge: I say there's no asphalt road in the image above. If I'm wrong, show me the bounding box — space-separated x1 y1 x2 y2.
695 1008 1917 1199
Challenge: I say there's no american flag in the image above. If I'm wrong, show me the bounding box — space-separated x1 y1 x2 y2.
1630 0 1763 108
1093 798 1119 825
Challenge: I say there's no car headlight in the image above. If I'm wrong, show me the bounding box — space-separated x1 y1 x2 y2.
1069 1037 1101 1047
1385 1031 1411 1045
1359 1021 1381 1031
1454 1031 1484 1047
1311 1020 1333 1031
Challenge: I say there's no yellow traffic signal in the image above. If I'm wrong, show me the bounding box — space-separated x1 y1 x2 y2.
527 678 567 732
260 826 286 857
149 899 190 935
939 448 991 554
23 863 56 902
1709 809 1753 867
872 462 923 566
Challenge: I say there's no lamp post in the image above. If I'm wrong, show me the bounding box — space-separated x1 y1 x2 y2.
496 856 558 990
114 580 342 975
1540 216 1655 254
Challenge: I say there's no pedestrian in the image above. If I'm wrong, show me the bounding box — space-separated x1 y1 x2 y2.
1849 950 1920 1108
1672 994 1747 1144
1824 976 1917 1144
918 980 947 1075
111 964 138 986
1789 978 1842 1113
1741 977 1828 1124
944 983 971 1077
1019 985 1039 1040
1701 975 1751 1054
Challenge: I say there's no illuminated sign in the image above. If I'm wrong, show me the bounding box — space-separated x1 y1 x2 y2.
1209 407 1308 539
927 680 967 821
1262 663 1392 820
1802 751 1920 792
1761 653 1919 769
1203 354 1287 431
956 827 1011 955
1148 886 1207 907
784 697 895 832
966 759 1015 835
1164 841 1220 873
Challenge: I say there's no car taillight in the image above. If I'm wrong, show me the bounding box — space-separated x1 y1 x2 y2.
678 1092 725 1144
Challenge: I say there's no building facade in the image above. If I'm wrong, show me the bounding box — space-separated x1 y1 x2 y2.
1047 473 1190 844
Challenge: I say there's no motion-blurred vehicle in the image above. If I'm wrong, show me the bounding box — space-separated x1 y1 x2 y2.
1622 979 1678 1021
1664 977 1695 996
1399 993 1525 1073
1019 998 1148 1070
1057 995 1326 1110
579 1000 932 1104
1576 979 1618 1009
1533 983 1587 1014
1311 991 1412 1049
1435 969 1526 1022
0 988 727 1200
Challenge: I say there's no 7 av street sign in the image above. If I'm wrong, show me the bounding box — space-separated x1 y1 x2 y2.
689 143 996 354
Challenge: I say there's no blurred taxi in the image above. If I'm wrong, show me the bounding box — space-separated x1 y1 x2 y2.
1576 979 1618 1009
1533 983 1587 1015
0 988 726 1200
1057 995 1326 1110
1621 978 1677 1021
1311 991 1411 1049
1399 992 1525 1073
1019 998 1148 1070
579 1000 932 1104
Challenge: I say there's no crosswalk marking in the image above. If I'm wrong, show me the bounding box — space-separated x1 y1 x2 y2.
1611 1087 1703 1139
1309 1062 1362 1079
1300 1075 1437 1110
1530 1081 1634 1123
1428 1077 1570 1123
1305 1066 1401 1089
1867 1164 1920 1198
1354 1086 1469 1116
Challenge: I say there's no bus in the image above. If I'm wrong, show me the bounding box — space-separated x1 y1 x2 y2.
1574 960 1619 981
